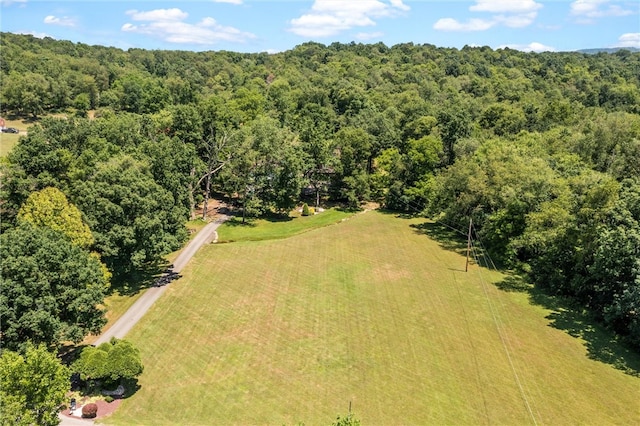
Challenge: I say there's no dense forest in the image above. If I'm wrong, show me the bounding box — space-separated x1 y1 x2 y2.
1 32 639 351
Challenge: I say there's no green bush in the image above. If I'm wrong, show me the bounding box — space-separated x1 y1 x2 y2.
302 203 310 216
104 396 114 403
73 338 143 384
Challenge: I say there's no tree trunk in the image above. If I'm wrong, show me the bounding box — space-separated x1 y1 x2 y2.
188 167 196 220
202 173 211 220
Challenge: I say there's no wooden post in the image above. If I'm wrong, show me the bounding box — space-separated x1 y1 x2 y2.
465 218 472 272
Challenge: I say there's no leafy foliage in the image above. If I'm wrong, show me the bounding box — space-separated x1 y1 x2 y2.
0 223 109 350
1 33 639 348
17 186 94 249
73 338 144 385
71 154 188 272
0 343 69 426
331 412 361 426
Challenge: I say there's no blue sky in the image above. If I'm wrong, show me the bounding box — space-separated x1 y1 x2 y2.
1 0 638 53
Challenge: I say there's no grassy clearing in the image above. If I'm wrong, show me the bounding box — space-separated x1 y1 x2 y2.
105 211 640 425
0 133 21 157
216 208 355 243
0 117 29 157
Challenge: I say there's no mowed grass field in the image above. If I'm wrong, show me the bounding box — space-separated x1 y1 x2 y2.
0 117 28 157
106 210 640 425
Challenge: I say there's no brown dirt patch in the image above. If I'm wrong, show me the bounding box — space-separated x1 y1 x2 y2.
194 198 231 221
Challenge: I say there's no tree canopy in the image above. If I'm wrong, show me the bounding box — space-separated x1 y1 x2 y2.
17 186 94 249
0 343 69 426
1 33 639 349
0 223 109 350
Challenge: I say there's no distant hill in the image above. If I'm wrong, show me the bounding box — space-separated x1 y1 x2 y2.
577 47 640 54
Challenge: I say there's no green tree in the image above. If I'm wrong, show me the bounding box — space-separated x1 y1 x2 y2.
332 127 373 207
0 223 109 350
1 71 50 117
429 140 559 263
437 108 471 165
0 344 70 426
73 338 143 386
71 155 188 273
17 186 94 249
218 117 304 219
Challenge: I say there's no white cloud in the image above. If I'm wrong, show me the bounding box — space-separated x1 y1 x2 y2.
614 32 640 48
389 0 410 12
356 31 385 40
122 8 255 45
288 0 409 38
499 42 556 52
494 11 538 27
570 0 634 20
0 0 27 6
43 15 76 27
470 0 542 13
126 8 188 22
435 0 542 32
433 18 495 31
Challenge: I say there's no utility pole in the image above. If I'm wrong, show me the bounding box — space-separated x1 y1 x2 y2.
465 218 472 272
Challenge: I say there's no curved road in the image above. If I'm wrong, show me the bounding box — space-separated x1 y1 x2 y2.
93 214 228 345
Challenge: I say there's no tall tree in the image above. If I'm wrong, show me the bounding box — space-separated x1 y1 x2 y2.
0 344 69 426
218 117 304 219
332 127 373 207
71 155 188 273
198 130 234 220
17 186 94 249
437 108 471 166
0 223 109 350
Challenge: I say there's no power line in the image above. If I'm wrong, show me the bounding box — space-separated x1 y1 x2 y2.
383 190 537 423
469 237 538 425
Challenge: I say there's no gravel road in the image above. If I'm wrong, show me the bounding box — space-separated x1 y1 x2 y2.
93 214 228 346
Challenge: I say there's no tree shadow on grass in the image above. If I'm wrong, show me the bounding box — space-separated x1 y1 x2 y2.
223 217 257 228
376 210 468 256
496 274 640 378
262 211 294 223
409 219 468 257
109 261 173 297
377 211 640 377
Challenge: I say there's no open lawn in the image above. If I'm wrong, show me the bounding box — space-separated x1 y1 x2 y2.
105 210 640 425
0 117 29 157
0 133 20 157
217 208 355 243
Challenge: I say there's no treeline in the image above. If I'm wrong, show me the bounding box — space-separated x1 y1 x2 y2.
1 32 639 350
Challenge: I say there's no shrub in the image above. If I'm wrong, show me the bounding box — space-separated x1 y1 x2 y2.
302 203 310 216
74 338 143 383
81 403 98 418
104 396 114 403
308 207 315 215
